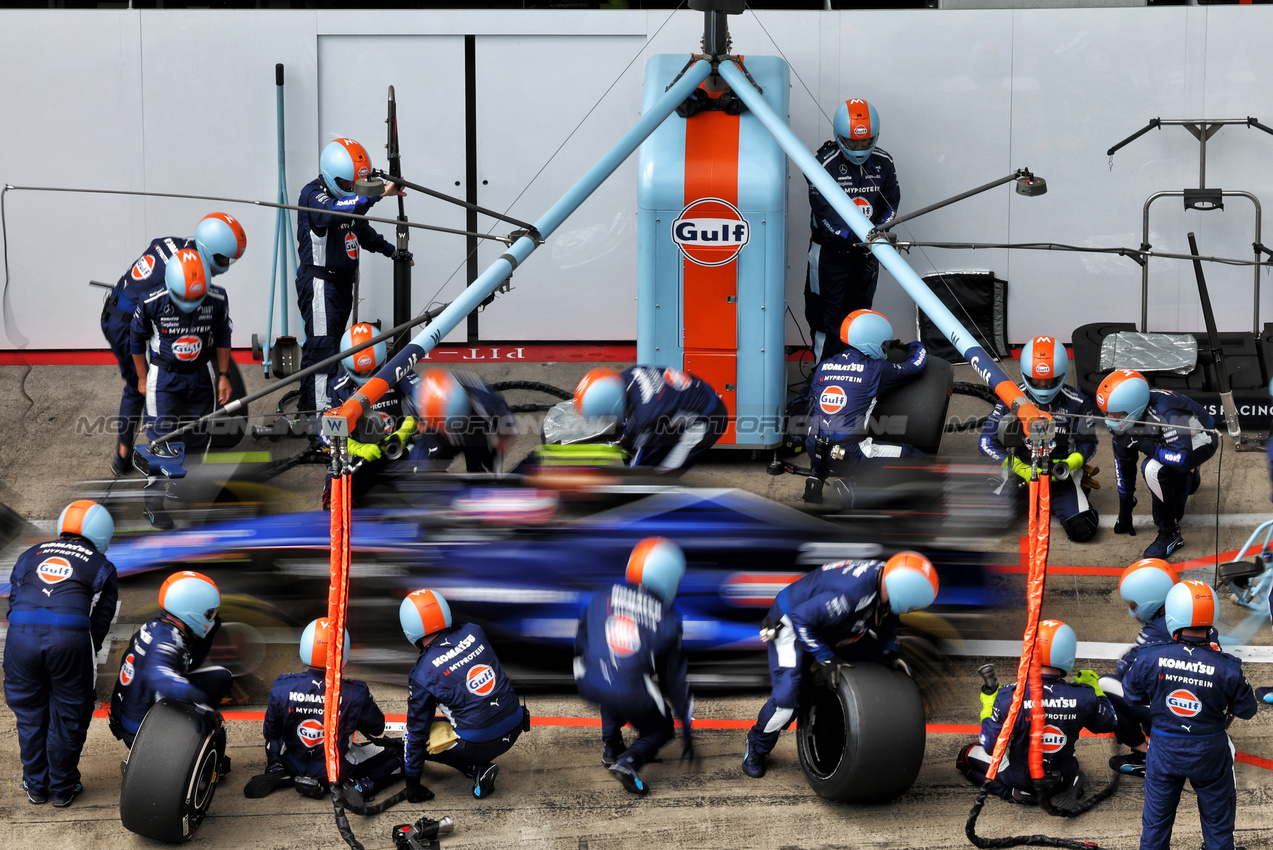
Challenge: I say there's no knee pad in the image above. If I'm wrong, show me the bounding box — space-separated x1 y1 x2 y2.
1062 509 1099 542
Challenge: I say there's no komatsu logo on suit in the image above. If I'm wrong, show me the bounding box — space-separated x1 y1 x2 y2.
432 634 477 668
673 198 750 267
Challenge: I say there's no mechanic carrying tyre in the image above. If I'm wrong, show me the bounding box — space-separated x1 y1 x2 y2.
401 588 527 801
979 335 1102 542
741 552 937 780
243 618 403 806
955 619 1116 807
574 537 696 796
4 500 117 808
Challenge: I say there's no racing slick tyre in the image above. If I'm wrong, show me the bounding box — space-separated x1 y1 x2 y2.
119 699 225 842
872 353 953 456
796 661 925 802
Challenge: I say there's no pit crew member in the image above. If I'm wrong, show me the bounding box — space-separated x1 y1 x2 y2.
411 368 516 475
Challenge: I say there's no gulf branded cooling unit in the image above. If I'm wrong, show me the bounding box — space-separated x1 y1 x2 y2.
636 54 790 449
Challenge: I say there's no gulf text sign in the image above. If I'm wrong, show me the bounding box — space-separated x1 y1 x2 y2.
673 198 750 267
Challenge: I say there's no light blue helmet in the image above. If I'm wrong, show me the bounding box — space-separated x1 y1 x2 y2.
159 571 221 638
1096 370 1151 434
833 98 880 166
574 368 627 420
1038 619 1076 675
193 213 246 276
164 248 210 314
340 323 387 385
1119 559 1178 624
625 537 686 605
1020 335 1069 405
299 618 351 669
58 500 114 553
400 589 453 645
841 309 893 360
881 552 939 615
320 138 373 199
1164 579 1216 636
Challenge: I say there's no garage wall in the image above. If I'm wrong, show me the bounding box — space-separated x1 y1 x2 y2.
2 7 1271 351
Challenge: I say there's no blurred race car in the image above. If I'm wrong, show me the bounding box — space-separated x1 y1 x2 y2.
2 478 1002 687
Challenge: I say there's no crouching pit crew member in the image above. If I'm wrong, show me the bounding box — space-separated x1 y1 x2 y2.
1125 580 1257 850
956 619 1116 808
101 213 245 475
109 571 231 749
1096 369 1218 559
411 369 516 475
575 538 695 796
244 618 403 806
573 366 726 473
4 501 117 807
401 589 527 800
979 335 1101 541
802 309 926 504
742 552 937 779
129 248 233 530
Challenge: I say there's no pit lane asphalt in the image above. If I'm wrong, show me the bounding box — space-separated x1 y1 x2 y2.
1 358 1272 850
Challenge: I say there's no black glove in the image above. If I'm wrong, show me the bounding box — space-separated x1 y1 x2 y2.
243 770 294 799
883 651 912 678
1115 497 1137 536
680 733 700 767
818 658 839 689
403 774 434 804
1134 437 1158 457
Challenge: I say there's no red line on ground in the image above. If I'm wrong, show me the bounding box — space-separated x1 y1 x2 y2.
0 344 638 367
1236 751 1273 771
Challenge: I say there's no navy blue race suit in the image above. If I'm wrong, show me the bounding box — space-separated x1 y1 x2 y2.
108 615 231 747
574 581 694 769
100 236 194 453
612 366 726 472
404 623 524 785
957 673 1117 803
746 560 897 759
979 384 1102 540
408 370 516 474
804 141 900 362
1111 390 1217 534
4 536 117 798
324 369 420 505
804 341 926 477
262 670 401 792
1125 638 1257 850
293 179 394 412
129 285 233 514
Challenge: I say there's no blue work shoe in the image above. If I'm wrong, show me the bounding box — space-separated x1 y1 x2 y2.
23 781 47 805
51 783 82 808
601 743 623 767
472 763 498 798
110 450 132 476
144 507 175 531
608 758 648 796
741 738 767 779
1256 687 1273 705
1143 526 1183 559
1108 751 1146 778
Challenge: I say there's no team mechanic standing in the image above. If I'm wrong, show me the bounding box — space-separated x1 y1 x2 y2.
979 335 1102 542
129 249 233 529
100 213 245 475
295 138 405 414
804 98 900 363
3 501 117 807
1125 580 1257 850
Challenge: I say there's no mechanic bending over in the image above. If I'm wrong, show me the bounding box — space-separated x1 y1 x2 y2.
1124 580 1257 850
979 335 1102 542
295 138 405 415
956 619 1116 808
411 368 517 475
742 552 938 779
101 213 245 476
322 322 420 508
799 309 927 505
574 366 726 473
4 501 118 808
400 589 528 801
575 538 696 796
129 249 234 530
109 571 232 749
244 618 403 807
1096 369 1218 560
